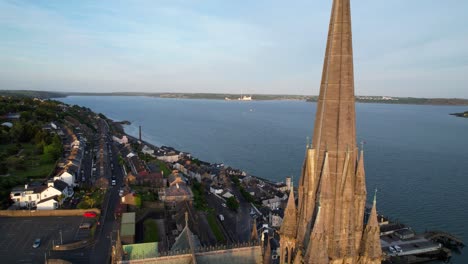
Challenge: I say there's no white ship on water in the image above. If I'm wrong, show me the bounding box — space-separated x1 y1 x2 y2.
224 95 253 101
238 95 252 101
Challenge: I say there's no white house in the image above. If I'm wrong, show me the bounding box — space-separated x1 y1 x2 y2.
113 135 128 144
173 163 188 175
188 170 202 183
157 152 180 163
10 185 42 208
210 187 223 195
54 171 75 187
37 197 59 210
222 191 234 199
270 210 283 228
40 183 62 201
262 195 283 210
10 182 65 209
141 145 154 155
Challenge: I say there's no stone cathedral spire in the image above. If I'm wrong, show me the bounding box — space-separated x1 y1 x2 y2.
280 0 381 263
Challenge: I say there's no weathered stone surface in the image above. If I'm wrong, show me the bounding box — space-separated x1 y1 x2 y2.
280 0 382 263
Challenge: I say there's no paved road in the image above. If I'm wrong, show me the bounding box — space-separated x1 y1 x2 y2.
205 187 252 243
89 119 124 264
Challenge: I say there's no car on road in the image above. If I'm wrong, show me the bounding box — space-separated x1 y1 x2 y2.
119 189 124 197
32 238 41 248
79 222 93 229
111 179 116 186
221 203 227 208
394 245 403 253
83 211 97 218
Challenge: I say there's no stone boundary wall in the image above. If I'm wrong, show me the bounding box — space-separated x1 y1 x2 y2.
0 208 101 217
142 201 164 209
52 239 94 251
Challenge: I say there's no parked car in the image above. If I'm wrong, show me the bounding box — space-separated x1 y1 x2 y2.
83 211 97 218
32 238 41 248
79 222 93 229
394 245 403 253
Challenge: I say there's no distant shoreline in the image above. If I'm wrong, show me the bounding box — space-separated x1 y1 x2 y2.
2 89 468 106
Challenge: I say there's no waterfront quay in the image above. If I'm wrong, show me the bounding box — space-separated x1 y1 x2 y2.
374 211 464 263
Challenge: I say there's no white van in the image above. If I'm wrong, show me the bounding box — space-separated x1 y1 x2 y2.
394 245 403 253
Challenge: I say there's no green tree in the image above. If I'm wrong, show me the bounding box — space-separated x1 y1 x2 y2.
226 196 239 211
134 195 142 208
57 194 65 208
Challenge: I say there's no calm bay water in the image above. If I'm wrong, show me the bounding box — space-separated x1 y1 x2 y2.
58 96 468 263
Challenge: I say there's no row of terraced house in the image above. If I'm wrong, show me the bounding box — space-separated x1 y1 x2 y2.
10 121 86 210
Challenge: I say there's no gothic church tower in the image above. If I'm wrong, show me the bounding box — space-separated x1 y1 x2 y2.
279 0 382 263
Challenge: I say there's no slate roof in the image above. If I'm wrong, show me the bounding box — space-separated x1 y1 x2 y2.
37 196 58 204
33 185 48 194
54 180 68 191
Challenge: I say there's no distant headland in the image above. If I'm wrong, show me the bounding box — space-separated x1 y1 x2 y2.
450 111 468 118
1 90 468 106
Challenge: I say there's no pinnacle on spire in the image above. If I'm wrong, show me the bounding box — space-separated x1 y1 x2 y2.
279 187 297 238
250 218 258 242
304 205 329 263
359 188 382 262
296 147 318 248
355 149 367 195
373 188 378 205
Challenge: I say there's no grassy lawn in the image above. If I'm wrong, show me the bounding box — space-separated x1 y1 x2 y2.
143 219 159 242
13 162 56 178
153 160 172 177
207 212 225 243
131 186 158 202
0 143 56 179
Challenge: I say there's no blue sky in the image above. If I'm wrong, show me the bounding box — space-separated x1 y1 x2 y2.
1 0 467 98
